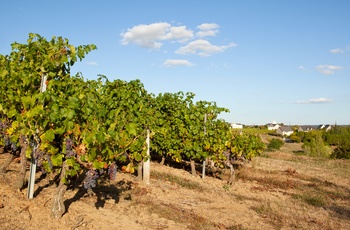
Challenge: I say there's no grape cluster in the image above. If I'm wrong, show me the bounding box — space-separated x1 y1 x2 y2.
65 138 76 157
1 121 11 151
108 162 118 180
11 142 18 152
34 150 44 165
46 155 53 171
0 120 8 132
83 169 99 190
3 135 18 153
4 136 11 147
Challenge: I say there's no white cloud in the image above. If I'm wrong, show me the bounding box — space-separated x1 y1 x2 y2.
196 23 219 37
197 23 219 31
298 65 313 72
296 98 332 104
175 39 237 57
316 65 343 75
87 61 98 66
120 22 237 58
329 48 344 54
163 25 194 43
120 22 193 49
163 59 193 67
196 30 218 38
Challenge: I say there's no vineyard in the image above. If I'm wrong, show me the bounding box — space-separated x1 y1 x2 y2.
0 34 265 218
1 34 349 229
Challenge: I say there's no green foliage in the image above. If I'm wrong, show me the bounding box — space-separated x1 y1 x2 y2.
288 133 301 143
0 33 271 191
301 131 332 157
243 127 269 135
331 149 350 159
324 126 350 159
150 92 190 162
225 130 265 160
0 33 150 182
267 131 282 137
266 138 284 152
150 92 230 164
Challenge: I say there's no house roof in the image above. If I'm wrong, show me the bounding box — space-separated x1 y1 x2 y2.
300 125 318 131
317 124 333 130
279 126 293 132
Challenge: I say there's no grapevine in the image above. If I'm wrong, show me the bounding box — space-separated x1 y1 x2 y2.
0 33 267 218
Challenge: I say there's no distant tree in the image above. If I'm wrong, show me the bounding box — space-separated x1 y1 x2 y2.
266 138 284 152
302 131 332 157
289 133 301 143
324 126 350 159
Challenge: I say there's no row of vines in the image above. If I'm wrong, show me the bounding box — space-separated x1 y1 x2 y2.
0 34 265 218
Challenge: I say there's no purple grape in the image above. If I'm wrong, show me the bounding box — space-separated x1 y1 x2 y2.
3 135 18 153
34 150 44 162
83 169 99 190
66 138 73 150
4 136 11 148
0 120 8 130
65 138 76 157
11 142 18 152
47 155 53 171
66 149 76 157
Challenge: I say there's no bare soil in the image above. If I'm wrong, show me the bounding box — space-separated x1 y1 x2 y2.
1 142 349 230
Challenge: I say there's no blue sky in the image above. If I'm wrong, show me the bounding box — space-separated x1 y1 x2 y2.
1 0 350 125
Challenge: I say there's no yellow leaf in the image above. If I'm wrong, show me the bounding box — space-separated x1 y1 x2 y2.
70 45 76 54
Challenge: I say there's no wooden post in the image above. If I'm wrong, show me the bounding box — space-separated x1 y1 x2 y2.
202 114 207 179
27 74 47 199
143 129 150 184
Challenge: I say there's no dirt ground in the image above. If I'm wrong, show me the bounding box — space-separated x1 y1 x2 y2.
1 142 349 230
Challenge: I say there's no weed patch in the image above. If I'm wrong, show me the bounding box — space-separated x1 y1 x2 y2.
292 193 327 207
151 170 203 190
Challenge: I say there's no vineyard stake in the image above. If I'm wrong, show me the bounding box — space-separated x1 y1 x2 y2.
143 129 150 184
27 74 47 199
202 114 207 179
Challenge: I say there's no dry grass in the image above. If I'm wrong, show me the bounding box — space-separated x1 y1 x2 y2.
150 170 204 190
145 200 218 230
137 144 350 229
1 143 349 230
133 148 349 229
236 142 350 229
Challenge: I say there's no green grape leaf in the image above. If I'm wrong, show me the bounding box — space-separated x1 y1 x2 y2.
51 154 63 167
126 123 137 136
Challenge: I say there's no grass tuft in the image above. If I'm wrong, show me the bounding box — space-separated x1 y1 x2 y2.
292 193 327 207
151 170 203 190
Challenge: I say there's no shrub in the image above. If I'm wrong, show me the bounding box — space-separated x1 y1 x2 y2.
266 138 284 152
302 133 332 158
331 148 350 159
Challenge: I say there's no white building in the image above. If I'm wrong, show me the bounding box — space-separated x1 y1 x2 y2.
267 121 280 130
231 123 243 129
276 126 294 137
